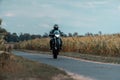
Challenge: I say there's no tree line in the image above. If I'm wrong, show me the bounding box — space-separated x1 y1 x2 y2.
1 18 116 43
4 31 104 43
2 27 120 43
4 32 42 42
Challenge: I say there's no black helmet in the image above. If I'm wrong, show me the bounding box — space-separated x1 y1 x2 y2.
53 24 59 30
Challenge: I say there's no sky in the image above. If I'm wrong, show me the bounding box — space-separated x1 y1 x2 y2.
0 0 120 35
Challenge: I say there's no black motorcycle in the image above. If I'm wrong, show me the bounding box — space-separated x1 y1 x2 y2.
51 31 62 59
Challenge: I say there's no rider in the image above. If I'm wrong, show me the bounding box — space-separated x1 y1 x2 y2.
49 24 63 50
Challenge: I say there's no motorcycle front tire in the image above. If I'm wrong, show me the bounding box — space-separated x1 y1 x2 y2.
53 50 58 59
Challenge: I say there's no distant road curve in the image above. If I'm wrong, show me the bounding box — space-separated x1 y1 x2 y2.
13 50 120 80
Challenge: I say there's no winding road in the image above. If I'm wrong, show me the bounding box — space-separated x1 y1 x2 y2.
13 51 120 80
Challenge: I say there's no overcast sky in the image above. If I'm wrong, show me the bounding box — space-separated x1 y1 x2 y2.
0 0 120 35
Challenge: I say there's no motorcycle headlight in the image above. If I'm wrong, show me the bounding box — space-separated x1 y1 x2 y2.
55 34 60 37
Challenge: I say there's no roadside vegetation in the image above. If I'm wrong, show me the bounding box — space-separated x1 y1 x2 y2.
0 51 73 80
15 34 120 57
0 20 74 80
14 34 120 64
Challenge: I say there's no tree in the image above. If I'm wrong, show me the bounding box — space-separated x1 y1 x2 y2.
5 32 19 42
85 32 93 36
4 32 11 42
11 33 19 42
0 18 2 25
68 33 73 37
19 33 24 41
0 18 7 33
73 32 78 37
0 27 7 33
24 33 31 40
43 33 49 38
0 19 8 39
31 34 41 39
62 33 67 37
98 31 102 35
19 33 31 41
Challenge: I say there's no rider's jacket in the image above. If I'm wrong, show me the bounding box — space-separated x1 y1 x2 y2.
49 29 63 38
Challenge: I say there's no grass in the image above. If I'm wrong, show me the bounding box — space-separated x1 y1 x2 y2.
0 51 74 80
15 34 120 57
62 35 120 57
14 34 120 63
0 39 6 51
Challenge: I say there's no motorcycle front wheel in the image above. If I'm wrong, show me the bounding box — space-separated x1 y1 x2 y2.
53 50 58 59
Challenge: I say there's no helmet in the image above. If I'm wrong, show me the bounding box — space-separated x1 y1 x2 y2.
53 24 59 30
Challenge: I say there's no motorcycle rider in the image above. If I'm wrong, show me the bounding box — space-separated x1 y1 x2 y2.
49 24 63 50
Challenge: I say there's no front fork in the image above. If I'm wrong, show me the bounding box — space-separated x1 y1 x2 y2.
53 37 61 50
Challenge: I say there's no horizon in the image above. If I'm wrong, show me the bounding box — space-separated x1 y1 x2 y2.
0 0 120 35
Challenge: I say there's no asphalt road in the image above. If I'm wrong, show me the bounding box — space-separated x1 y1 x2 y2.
13 51 120 80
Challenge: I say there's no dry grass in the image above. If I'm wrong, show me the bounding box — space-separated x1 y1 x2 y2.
0 51 74 80
62 35 120 57
67 72 94 80
15 38 49 51
0 39 6 51
0 39 73 80
15 34 120 57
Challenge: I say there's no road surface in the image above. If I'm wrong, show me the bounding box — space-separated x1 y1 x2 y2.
13 51 120 80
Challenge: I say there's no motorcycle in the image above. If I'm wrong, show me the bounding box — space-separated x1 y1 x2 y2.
51 31 62 59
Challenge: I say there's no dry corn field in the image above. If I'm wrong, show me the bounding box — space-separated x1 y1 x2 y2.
0 39 6 51
15 34 120 57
